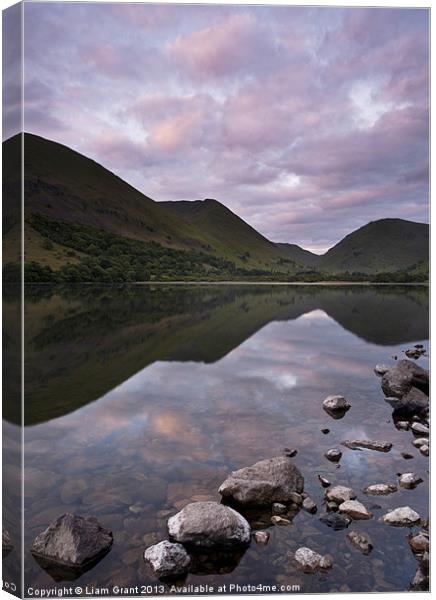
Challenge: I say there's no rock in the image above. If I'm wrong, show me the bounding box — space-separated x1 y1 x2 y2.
389 387 429 418
294 547 332 573
283 448 297 458
218 457 304 506
381 506 420 526
326 485 357 504
398 473 423 489
302 497 317 514
2 529 12 552
320 513 351 530
374 364 390 376
318 475 331 488
410 567 429 591
347 530 373 555
253 531 270 545
419 445 429 457
31 513 113 567
321 428 330 434
326 502 339 512
271 515 291 525
363 483 397 496
396 421 410 431
322 395 350 418
338 500 372 520
272 503 287 515
289 492 303 506
381 360 429 398
411 422 429 436
143 541 191 578
409 533 429 554
401 452 414 460
342 439 392 452
405 348 425 359
412 437 429 448
168 502 250 548
325 449 342 462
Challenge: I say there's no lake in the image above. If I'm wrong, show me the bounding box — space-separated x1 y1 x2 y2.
3 284 429 594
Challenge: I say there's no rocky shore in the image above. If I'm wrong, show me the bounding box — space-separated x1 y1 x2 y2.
26 346 429 591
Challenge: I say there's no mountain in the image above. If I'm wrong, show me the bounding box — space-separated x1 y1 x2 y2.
161 199 291 268
2 133 429 282
276 243 321 268
318 218 429 274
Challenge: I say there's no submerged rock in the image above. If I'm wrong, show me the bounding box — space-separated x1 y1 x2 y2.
398 473 423 489
302 497 317 514
253 531 270 545
338 500 372 520
342 439 392 452
168 502 250 548
218 456 304 506
143 541 191 578
325 449 342 462
381 506 420 526
363 483 397 496
322 395 350 418
31 514 113 567
326 485 356 504
294 547 332 573
347 530 373 555
319 513 351 530
271 515 291 526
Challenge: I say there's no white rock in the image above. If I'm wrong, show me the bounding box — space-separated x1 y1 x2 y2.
144 541 191 578
338 500 372 520
411 423 429 436
326 485 356 504
363 483 397 496
294 547 332 573
412 437 429 448
399 473 423 489
381 506 420 526
420 445 429 457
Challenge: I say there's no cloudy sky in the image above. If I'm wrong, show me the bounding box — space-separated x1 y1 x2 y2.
6 2 430 252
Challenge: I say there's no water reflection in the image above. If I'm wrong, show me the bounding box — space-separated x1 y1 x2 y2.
5 284 430 593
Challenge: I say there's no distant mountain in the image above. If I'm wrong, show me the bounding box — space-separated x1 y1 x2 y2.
2 133 429 282
276 243 321 268
161 199 290 268
318 218 429 274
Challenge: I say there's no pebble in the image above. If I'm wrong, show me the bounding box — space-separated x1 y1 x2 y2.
420 445 429 457
326 485 356 503
409 532 429 554
253 530 270 545
401 452 414 460
283 448 298 458
396 421 410 431
272 503 287 515
302 497 317 514
363 483 397 496
318 475 331 488
398 473 423 489
271 515 291 526
325 449 342 462
321 428 330 434
412 437 429 448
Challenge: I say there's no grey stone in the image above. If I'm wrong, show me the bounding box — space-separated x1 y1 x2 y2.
338 500 372 520
144 541 191 578
322 395 350 418
326 485 356 504
381 360 429 398
302 497 317 514
31 513 113 567
319 513 351 530
167 502 250 548
374 364 390 376
411 422 429 436
347 530 373 555
412 437 428 448
419 445 429 457
294 547 332 573
218 456 304 506
325 449 342 462
409 533 429 554
318 475 331 488
363 483 397 496
381 506 420 526
398 473 423 489
342 439 392 452
272 503 287 515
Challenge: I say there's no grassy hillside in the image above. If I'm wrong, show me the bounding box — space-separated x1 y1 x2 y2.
162 199 293 269
276 243 321 267
318 218 429 274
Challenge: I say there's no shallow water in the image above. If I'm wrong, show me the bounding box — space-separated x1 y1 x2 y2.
3 284 429 594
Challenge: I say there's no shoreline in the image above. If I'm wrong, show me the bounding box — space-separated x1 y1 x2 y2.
18 280 429 286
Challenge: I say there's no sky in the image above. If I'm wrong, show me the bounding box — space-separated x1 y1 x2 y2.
4 2 430 252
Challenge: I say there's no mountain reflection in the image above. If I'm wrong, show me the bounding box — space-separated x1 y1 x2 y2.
3 283 428 425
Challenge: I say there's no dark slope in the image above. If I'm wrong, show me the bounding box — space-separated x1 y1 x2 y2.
318 218 429 274
161 199 291 268
276 243 321 268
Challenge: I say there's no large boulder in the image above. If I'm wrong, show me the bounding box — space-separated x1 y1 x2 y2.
386 387 428 418
167 502 250 548
144 541 191 578
381 506 421 526
381 360 429 398
218 456 304 506
31 514 113 567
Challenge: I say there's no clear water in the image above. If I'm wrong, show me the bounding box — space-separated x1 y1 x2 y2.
3 284 429 594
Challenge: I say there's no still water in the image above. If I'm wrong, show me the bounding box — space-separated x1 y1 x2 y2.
3 284 429 593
